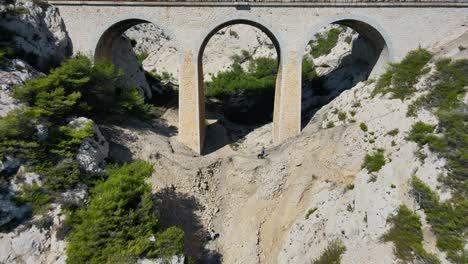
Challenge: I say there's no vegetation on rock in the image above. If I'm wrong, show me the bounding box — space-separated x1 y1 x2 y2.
411 176 467 263
372 49 432 100
205 57 277 124
0 55 150 216
309 27 343 58
401 56 467 263
362 149 385 173
311 239 346 264
66 161 185 263
383 205 440 263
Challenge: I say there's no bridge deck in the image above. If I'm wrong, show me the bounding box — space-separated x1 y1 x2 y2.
48 0 468 6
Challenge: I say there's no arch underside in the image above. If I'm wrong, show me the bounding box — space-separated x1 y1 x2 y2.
332 19 389 77
95 19 149 60
197 19 283 148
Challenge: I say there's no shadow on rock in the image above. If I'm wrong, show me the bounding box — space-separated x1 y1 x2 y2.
155 188 223 264
301 35 379 128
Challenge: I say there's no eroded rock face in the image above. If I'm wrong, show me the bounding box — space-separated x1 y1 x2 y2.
0 0 72 71
0 59 44 117
0 206 67 264
68 117 109 173
112 35 153 98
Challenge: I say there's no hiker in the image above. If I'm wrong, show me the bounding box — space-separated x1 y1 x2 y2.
257 146 266 159
207 229 219 241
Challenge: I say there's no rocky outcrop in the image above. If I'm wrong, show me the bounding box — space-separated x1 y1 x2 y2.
69 117 109 173
139 256 185 264
0 59 44 117
112 35 153 98
0 206 67 264
0 0 72 71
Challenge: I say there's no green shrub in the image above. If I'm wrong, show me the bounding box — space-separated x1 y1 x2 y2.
407 121 439 147
4 6 30 15
309 27 343 58
66 161 185 263
372 49 432 100
16 183 52 215
409 59 468 116
383 205 440 263
230 49 252 64
359 122 368 132
386 128 399 137
367 174 377 183
206 58 277 98
311 239 346 264
411 176 467 263
302 57 318 83
362 149 385 173
49 120 95 158
229 29 239 38
326 121 335 128
338 111 346 121
136 52 149 65
33 215 54 231
205 57 277 124
43 160 81 191
305 207 318 219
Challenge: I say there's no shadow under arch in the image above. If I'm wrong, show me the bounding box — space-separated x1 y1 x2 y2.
196 19 283 154
300 16 393 128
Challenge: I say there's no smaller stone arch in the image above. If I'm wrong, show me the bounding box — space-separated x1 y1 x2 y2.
93 15 179 61
95 19 149 60
195 18 284 150
197 19 282 66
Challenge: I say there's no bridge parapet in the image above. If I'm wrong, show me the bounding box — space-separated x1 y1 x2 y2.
48 0 468 6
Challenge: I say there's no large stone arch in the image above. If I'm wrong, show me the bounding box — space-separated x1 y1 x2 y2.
299 14 394 78
188 17 284 153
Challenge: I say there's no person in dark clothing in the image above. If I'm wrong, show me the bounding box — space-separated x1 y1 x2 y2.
257 146 266 159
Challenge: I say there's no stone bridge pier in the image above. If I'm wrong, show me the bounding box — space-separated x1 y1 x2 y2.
49 1 468 154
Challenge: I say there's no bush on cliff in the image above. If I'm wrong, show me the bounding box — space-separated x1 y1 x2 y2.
372 48 432 100
309 27 343 58
382 204 440 263
66 161 185 263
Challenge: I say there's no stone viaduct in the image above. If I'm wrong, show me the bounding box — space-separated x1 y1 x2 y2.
49 0 468 154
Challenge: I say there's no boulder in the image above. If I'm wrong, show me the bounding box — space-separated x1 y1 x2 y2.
139 256 185 264
0 155 21 175
0 0 72 71
68 117 109 172
112 35 152 98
